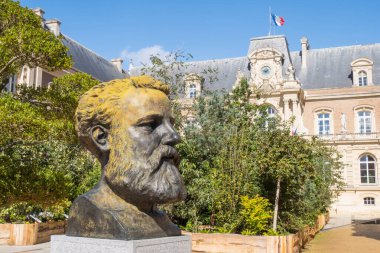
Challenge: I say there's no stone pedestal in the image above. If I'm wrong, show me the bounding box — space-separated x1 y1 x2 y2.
51 235 191 253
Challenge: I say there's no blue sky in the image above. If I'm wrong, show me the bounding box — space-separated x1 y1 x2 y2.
21 0 380 69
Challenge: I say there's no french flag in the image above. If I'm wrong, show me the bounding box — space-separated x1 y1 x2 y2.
272 14 285 27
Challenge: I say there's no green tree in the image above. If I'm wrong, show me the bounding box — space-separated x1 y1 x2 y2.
171 79 343 234
0 73 100 219
0 140 89 207
0 94 70 148
253 124 343 232
0 0 72 90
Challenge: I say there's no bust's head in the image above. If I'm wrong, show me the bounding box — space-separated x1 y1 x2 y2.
75 76 186 206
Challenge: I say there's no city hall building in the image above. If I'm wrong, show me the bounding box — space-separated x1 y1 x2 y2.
144 35 380 222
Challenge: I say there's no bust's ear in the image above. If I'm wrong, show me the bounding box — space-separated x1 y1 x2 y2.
90 125 110 153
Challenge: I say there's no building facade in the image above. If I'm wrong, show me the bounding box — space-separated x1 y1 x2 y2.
4 8 127 93
135 35 380 221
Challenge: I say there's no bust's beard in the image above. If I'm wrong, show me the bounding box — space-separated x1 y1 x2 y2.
106 144 186 205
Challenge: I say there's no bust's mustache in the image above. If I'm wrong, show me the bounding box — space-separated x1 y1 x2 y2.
146 145 180 174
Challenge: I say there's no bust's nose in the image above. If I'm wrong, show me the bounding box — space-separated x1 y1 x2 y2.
161 121 181 146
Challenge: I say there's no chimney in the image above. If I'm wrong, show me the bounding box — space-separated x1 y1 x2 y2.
33 7 45 19
301 37 309 68
111 58 124 73
45 19 61 36
129 60 134 70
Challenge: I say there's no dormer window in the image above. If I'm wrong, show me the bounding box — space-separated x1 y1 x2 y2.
184 73 204 99
189 84 197 98
358 71 368 86
351 58 373 86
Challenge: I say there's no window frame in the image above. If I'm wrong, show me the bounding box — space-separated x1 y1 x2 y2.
363 197 375 206
359 154 377 185
358 110 372 134
358 71 368 86
317 113 331 135
184 73 203 99
354 106 375 135
189 84 197 98
314 108 333 136
264 105 277 128
351 58 373 86
267 106 276 117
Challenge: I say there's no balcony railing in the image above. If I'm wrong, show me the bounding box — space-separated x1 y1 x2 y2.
303 132 380 141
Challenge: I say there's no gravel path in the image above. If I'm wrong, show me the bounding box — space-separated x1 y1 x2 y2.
303 222 380 253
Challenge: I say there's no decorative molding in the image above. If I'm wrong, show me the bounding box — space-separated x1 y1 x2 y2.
248 48 284 91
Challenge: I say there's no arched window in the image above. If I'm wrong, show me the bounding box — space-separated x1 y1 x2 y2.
22 67 28 83
189 84 197 98
317 113 330 135
264 106 277 128
351 58 373 86
358 71 368 86
358 110 372 133
360 155 376 184
363 197 375 206
268 106 276 116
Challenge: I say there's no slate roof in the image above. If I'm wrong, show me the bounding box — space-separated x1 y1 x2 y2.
130 35 380 91
129 57 250 92
61 35 128 82
291 44 380 89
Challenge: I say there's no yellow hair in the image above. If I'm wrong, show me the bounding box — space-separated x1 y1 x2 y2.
75 76 169 142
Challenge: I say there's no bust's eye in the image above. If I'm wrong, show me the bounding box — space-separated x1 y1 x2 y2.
139 119 160 132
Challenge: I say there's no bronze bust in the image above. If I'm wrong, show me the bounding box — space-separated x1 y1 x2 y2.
67 76 186 240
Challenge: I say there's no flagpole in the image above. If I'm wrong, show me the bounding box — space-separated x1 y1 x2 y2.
268 6 272 36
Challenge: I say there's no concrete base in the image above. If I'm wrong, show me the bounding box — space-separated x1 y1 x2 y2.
51 235 191 253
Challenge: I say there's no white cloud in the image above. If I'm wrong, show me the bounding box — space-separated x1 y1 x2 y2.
120 45 170 69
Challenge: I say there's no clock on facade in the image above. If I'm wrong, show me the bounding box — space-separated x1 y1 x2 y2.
260 65 272 78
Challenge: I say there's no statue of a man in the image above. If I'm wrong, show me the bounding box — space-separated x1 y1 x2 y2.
286 65 296 81
67 76 186 240
341 112 347 132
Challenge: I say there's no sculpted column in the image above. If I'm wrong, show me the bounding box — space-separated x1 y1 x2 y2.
283 98 290 122
292 99 299 132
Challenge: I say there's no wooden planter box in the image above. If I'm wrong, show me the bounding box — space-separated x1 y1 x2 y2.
0 221 66 246
183 214 329 253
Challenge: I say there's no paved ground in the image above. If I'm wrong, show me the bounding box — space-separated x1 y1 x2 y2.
303 222 380 253
323 216 351 230
0 242 50 253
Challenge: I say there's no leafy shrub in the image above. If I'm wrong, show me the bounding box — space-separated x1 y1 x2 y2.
239 195 272 235
0 200 70 224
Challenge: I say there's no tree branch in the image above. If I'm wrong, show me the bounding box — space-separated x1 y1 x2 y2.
0 55 20 82
0 56 20 92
